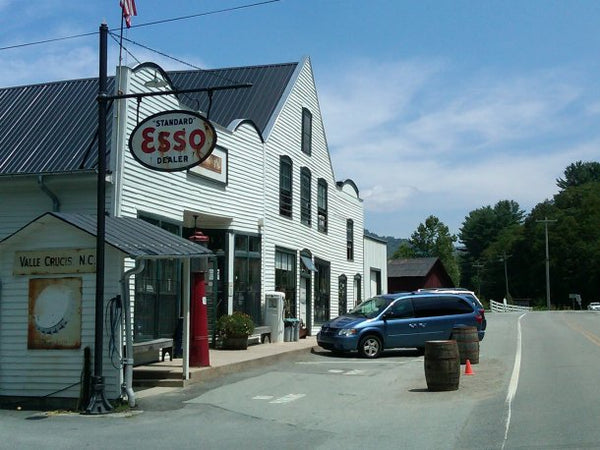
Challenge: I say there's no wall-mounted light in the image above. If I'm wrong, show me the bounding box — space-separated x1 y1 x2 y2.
144 71 168 88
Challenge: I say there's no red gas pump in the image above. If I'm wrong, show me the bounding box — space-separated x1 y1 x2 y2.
190 272 210 366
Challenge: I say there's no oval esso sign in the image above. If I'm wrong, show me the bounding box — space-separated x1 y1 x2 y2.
129 110 217 172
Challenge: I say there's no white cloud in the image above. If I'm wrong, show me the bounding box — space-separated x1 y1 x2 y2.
319 58 445 148
320 58 600 236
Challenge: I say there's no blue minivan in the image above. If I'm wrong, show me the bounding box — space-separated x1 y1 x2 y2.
317 292 486 358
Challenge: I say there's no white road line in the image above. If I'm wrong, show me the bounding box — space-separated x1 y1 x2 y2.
344 369 365 375
296 360 415 365
503 312 526 449
269 394 306 404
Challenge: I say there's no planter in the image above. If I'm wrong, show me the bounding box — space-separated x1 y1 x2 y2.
222 336 249 350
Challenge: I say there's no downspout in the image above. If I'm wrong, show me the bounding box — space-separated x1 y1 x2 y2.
120 258 146 407
37 175 60 211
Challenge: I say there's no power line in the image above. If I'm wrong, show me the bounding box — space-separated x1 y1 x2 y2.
115 34 200 70
107 33 141 66
126 0 281 30
0 0 280 52
115 33 248 87
0 31 97 51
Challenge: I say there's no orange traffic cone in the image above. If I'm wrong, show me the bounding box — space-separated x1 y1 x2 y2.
465 359 474 375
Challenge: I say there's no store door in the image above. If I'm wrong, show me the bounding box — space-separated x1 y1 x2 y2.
300 277 311 332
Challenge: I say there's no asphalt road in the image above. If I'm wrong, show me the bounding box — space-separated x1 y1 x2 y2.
1 311 599 449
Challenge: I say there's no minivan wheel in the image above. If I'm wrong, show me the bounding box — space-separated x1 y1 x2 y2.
358 335 382 358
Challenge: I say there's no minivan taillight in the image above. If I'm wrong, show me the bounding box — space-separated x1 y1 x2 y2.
475 308 485 324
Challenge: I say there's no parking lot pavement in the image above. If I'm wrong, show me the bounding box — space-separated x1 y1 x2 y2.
134 337 319 399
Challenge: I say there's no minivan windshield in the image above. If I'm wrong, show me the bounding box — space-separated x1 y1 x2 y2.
347 296 393 319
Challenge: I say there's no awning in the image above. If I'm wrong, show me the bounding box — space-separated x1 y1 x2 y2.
0 212 213 259
301 255 318 272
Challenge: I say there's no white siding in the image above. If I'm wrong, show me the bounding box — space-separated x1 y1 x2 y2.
262 59 364 332
114 61 367 334
364 236 388 298
0 219 122 399
115 66 265 236
0 176 97 240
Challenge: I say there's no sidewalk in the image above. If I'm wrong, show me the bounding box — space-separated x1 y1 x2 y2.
134 337 318 399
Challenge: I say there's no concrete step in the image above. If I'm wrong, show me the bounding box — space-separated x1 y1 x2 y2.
133 378 184 388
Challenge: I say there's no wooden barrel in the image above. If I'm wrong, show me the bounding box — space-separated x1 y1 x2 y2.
424 340 460 391
451 326 480 364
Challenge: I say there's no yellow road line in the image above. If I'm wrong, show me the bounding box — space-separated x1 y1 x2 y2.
564 318 600 347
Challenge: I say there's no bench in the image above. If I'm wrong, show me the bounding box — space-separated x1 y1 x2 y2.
248 325 272 345
132 338 174 366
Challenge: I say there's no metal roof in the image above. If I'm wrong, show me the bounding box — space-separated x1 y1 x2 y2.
0 212 212 259
387 257 439 278
0 77 114 175
0 62 298 176
170 62 297 136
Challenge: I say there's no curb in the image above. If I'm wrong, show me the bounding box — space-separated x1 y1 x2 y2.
185 345 320 386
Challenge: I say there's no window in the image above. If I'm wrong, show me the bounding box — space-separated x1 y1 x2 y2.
346 219 354 260
135 217 181 341
338 274 347 315
300 167 312 226
389 299 415 319
412 296 473 318
234 234 262 325
317 178 328 233
301 108 312 155
275 248 297 317
354 274 362 306
279 156 292 217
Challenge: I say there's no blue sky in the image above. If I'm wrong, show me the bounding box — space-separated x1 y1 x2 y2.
1 0 599 239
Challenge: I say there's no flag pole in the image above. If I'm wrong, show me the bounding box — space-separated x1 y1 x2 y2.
118 12 124 66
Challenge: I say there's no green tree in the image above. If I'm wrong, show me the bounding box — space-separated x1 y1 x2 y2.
515 182 600 307
392 242 416 259
556 160 600 190
405 215 460 285
458 200 524 295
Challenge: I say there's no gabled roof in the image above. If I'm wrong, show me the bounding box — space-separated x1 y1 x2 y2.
387 257 440 278
169 62 297 136
0 212 212 259
0 62 298 177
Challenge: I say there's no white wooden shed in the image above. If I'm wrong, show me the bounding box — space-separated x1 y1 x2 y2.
0 212 211 409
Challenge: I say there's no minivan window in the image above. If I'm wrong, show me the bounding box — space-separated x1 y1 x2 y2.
387 299 414 319
348 296 391 318
447 297 474 314
412 295 473 318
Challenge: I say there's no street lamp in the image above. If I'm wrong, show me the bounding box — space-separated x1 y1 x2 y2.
473 262 484 299
498 252 511 302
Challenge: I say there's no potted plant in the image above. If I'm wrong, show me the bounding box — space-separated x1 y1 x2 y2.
216 311 255 350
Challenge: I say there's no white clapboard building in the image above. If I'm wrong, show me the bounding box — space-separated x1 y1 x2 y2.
0 57 387 406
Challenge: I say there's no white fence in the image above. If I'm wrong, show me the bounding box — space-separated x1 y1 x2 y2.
490 299 533 313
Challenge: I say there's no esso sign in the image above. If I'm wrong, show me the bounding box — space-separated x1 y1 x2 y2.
129 110 216 172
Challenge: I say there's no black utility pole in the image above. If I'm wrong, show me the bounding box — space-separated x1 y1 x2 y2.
536 217 557 310
85 22 112 414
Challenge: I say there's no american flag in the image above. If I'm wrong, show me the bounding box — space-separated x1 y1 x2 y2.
120 0 137 28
